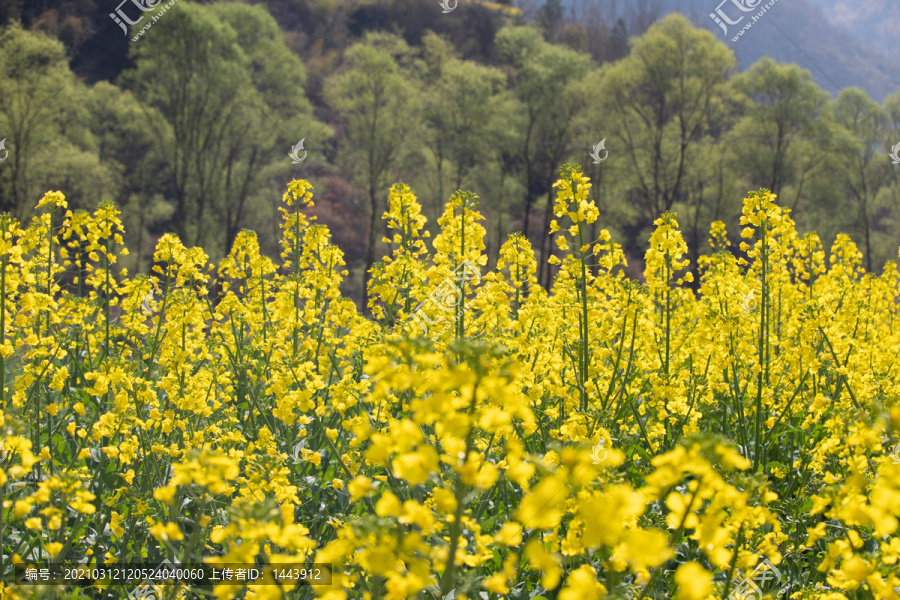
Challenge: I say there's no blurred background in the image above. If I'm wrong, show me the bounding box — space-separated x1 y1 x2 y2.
1 0 898 303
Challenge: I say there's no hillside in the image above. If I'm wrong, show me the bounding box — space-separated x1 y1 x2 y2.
3 0 900 286
551 0 900 102
806 0 898 58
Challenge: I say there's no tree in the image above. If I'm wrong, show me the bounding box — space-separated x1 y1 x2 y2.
416 32 461 216
323 32 421 310
86 82 173 273
729 58 830 201
0 24 118 218
0 25 70 214
468 87 525 269
495 26 590 286
832 88 891 272
554 2 630 66
0 0 22 25
883 90 900 233
120 2 323 255
599 14 736 226
886 90 900 139
537 0 563 41
417 32 513 218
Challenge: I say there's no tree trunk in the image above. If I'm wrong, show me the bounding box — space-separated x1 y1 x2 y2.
522 116 536 241
861 186 872 273
497 168 508 269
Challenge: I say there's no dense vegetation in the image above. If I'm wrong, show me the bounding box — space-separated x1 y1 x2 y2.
1 176 899 598
1 0 898 305
2 2 900 597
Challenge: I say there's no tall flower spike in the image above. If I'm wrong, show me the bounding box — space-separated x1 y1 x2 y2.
368 183 431 322
279 179 316 275
36 191 68 211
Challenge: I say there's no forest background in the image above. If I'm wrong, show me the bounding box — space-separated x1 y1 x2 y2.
2 0 900 305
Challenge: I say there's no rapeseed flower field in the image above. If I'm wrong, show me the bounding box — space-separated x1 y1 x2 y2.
1 165 899 599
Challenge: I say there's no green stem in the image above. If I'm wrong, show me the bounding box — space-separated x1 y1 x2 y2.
754 222 767 470
721 524 746 598
457 201 467 341
636 483 701 600
0 224 6 406
665 249 671 379
440 379 479 595
576 187 589 413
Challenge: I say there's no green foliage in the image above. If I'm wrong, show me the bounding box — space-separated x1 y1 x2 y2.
0 23 106 217
1 1 900 301
323 31 422 306
599 15 737 223
119 2 325 257
729 58 831 200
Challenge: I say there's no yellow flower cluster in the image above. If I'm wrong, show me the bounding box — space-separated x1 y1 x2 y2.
1 170 899 600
